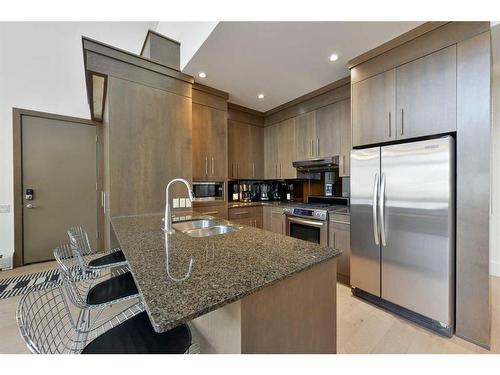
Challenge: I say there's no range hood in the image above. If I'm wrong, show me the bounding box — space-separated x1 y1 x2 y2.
293 156 340 172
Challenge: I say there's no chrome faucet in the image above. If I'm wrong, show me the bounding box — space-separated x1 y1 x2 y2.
164 178 195 234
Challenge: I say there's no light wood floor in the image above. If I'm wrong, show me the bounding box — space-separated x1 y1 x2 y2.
1 262 499 354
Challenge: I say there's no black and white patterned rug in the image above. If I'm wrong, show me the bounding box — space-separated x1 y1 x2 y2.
0 268 62 300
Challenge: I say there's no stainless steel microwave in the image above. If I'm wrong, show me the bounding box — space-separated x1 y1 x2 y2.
192 182 225 201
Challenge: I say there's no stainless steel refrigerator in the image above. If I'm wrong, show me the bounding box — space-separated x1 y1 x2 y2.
350 136 455 336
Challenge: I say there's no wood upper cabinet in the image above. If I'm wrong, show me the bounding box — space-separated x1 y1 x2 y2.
228 121 264 179
264 124 279 179
338 99 351 177
276 118 297 179
192 103 227 181
295 111 316 160
352 69 396 147
396 45 457 139
315 103 341 157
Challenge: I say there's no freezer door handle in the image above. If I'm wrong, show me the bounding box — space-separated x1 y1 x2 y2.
379 173 387 246
372 173 380 245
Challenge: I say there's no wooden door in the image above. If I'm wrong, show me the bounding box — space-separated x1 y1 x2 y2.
277 118 296 179
249 125 264 179
315 103 341 157
352 69 396 147
295 112 316 160
264 124 279 179
193 104 227 180
271 210 285 234
329 221 351 285
339 99 351 177
396 45 457 139
228 120 250 179
21 115 98 264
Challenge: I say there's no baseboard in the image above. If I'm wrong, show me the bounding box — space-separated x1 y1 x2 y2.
490 260 500 277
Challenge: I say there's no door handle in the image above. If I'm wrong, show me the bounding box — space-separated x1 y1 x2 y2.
379 173 387 247
372 173 380 246
400 109 404 136
388 112 392 137
25 203 36 209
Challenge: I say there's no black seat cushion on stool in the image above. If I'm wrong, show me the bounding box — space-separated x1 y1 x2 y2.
88 250 126 267
82 311 192 354
86 271 139 305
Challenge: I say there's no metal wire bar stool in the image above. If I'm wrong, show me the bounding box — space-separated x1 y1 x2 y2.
54 244 140 312
16 282 194 354
67 226 128 272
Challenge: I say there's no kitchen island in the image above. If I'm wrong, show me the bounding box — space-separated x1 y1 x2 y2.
111 213 341 353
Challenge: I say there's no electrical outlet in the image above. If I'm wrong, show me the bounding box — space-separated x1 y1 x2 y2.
186 199 192 208
179 198 186 208
173 198 180 208
0 204 10 213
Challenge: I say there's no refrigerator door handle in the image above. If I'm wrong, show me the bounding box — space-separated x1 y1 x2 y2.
379 173 387 246
372 173 380 245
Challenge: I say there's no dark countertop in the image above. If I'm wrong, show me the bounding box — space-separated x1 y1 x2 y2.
227 201 350 215
111 213 341 333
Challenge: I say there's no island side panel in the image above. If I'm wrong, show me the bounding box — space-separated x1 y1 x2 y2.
190 301 242 354
241 259 337 354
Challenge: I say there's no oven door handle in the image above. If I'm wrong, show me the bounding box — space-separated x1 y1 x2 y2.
287 216 325 228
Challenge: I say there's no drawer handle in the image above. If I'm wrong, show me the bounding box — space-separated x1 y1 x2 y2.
202 211 219 215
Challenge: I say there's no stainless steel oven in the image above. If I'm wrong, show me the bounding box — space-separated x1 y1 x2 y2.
192 181 225 201
283 206 328 246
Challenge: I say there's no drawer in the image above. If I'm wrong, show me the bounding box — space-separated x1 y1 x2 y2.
329 213 350 224
229 206 259 220
194 203 228 220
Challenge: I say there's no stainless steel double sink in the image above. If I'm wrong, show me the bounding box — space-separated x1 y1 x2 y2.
172 218 240 238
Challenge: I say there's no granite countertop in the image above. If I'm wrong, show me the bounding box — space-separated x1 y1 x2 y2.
111 213 341 333
227 201 350 215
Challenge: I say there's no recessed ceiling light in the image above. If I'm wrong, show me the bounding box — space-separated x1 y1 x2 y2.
329 54 339 62
258 94 265 99
198 72 207 78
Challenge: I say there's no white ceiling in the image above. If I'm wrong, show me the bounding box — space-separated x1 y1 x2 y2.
183 22 423 112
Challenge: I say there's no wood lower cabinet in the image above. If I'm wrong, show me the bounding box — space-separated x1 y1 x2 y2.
192 103 227 181
194 203 228 220
229 206 263 229
263 206 285 234
329 214 350 285
396 45 457 139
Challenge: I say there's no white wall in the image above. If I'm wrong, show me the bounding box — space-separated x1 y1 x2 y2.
491 24 500 276
0 22 157 259
155 21 218 69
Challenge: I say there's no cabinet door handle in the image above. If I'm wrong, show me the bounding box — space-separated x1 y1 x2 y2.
236 163 239 177
400 109 404 136
388 112 392 137
205 157 208 175
316 138 319 156
231 163 234 178
275 164 278 178
310 139 313 156
202 211 219 215
333 231 336 248
280 164 282 178
211 157 214 175
343 155 346 175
